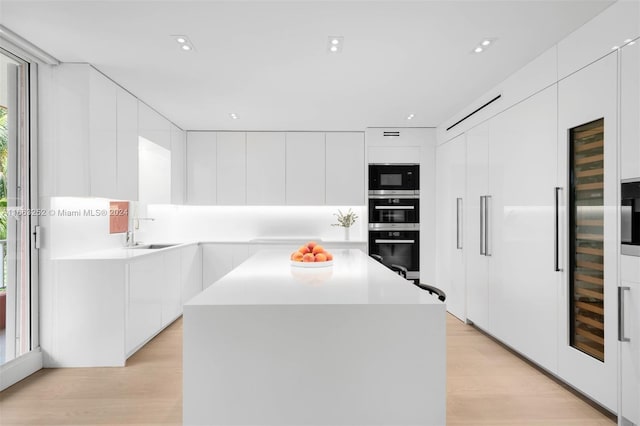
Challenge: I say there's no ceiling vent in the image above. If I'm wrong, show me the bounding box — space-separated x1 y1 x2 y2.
383 131 400 137
446 94 502 131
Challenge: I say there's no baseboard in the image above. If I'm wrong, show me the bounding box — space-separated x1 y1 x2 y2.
0 349 43 391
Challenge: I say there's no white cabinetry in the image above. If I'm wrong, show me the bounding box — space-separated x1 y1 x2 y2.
557 52 618 411
181 244 203 304
53 64 119 197
127 255 163 354
435 134 466 321
116 87 139 201
202 244 250 288
48 245 202 367
620 275 640 426
138 102 170 149
488 86 559 372
247 132 286 205
171 124 186 205
88 70 117 198
326 133 365 205
464 122 490 330
187 132 217 205
286 132 325 205
216 132 247 205
621 40 640 180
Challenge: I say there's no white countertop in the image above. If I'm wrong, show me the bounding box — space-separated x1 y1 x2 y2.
55 242 197 260
187 249 437 306
54 239 366 260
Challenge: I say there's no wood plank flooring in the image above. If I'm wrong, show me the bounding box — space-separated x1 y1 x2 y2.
0 314 616 425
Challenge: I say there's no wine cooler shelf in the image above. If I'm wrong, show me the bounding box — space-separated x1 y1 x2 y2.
570 118 605 362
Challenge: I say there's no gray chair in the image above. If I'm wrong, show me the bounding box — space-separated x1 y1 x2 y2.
389 264 446 302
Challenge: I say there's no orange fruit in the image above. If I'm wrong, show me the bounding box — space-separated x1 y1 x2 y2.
315 253 327 262
302 253 315 262
325 252 333 261
291 252 304 262
307 241 318 250
299 246 311 254
312 245 324 255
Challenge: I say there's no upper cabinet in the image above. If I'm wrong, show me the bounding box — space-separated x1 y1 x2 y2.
116 87 139 201
286 132 325 205
88 70 117 198
187 132 217 205
246 132 286 205
50 64 184 203
171 124 186 205
621 40 640 180
216 132 247 205
185 131 365 206
326 133 364 205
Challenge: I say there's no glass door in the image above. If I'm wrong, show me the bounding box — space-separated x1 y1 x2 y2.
569 118 605 361
0 48 33 366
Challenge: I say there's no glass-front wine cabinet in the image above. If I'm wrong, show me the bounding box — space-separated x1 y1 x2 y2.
569 118 605 362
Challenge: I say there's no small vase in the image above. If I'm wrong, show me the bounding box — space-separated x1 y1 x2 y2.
344 227 350 241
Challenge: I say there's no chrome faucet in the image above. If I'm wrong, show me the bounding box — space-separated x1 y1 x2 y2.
125 217 155 247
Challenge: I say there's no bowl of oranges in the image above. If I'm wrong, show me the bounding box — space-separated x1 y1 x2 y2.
290 241 333 268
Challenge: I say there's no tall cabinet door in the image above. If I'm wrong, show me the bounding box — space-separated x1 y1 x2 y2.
435 134 466 321
286 132 325 205
186 132 217 205
465 122 490 330
558 52 618 411
488 85 560 372
247 132 286 205
217 132 247 205
619 39 640 426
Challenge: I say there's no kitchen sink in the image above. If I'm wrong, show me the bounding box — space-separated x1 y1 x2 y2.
129 243 179 250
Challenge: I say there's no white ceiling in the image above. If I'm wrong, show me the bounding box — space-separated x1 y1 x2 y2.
0 0 614 131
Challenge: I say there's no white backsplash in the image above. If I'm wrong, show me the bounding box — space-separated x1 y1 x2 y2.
143 204 367 243
44 197 366 257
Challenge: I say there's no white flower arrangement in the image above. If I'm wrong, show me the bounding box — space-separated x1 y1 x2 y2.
332 208 358 228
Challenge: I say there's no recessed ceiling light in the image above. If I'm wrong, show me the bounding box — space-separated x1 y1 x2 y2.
624 39 632 43
630 41 636 46
171 34 195 52
612 45 619 50
474 47 483 53
327 36 344 53
407 114 415 120
229 113 239 120
481 40 491 46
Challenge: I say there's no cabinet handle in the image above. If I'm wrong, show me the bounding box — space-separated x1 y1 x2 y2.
480 196 486 255
456 198 463 250
554 187 562 272
619 286 631 342
484 195 491 257
374 239 415 244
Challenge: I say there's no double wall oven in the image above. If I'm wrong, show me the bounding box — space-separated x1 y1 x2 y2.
368 164 420 281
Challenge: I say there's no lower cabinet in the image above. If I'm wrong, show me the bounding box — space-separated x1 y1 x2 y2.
202 244 250 289
50 244 202 367
620 280 640 426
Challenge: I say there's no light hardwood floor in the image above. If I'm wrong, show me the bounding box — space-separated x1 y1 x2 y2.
0 314 616 425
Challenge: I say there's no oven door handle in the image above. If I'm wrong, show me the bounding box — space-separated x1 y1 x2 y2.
374 239 416 244
374 206 415 210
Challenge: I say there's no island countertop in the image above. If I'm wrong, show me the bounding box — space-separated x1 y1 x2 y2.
187 248 438 306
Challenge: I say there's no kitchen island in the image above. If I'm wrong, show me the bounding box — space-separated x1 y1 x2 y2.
183 249 445 425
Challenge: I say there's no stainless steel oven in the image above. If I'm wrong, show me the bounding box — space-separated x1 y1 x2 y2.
369 228 420 280
368 196 419 229
622 178 640 256
369 164 419 194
